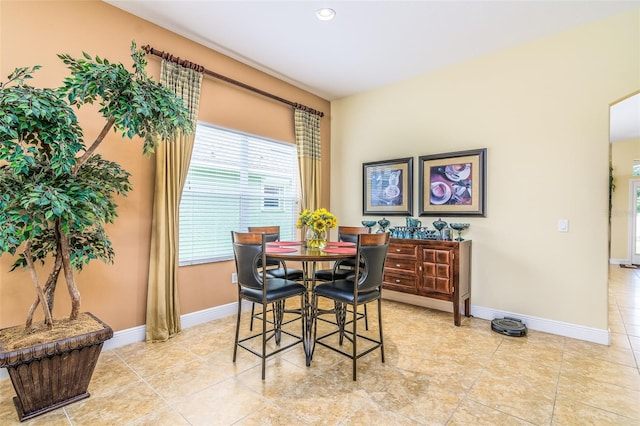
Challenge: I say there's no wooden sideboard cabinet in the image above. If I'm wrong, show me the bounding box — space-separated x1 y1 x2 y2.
383 238 471 326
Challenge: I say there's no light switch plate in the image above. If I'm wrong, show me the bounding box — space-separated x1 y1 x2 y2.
558 219 569 232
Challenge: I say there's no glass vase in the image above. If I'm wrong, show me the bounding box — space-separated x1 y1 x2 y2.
306 228 327 249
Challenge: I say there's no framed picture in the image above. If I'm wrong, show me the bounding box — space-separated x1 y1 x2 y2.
418 148 486 217
363 157 413 216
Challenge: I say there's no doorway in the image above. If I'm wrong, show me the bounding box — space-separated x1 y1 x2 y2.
630 180 640 265
609 91 640 265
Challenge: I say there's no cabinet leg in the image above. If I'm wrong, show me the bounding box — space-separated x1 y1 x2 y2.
453 300 461 326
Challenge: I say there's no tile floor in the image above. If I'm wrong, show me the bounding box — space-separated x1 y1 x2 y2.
1 265 639 425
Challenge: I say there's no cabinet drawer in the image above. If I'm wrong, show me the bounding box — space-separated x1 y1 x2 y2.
383 271 417 293
388 243 417 257
385 257 416 272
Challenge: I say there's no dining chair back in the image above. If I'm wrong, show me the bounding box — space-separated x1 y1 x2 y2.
315 225 370 281
335 226 371 243
246 226 304 331
248 225 303 279
231 231 307 379
247 226 280 243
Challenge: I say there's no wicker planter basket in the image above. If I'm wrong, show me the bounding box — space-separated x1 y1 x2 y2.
0 312 113 421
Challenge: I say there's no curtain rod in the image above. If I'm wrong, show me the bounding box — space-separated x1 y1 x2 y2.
141 45 324 118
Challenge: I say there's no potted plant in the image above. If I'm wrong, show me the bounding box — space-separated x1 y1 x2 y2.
0 41 192 421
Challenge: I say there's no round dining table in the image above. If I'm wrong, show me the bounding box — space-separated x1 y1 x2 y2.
265 241 357 366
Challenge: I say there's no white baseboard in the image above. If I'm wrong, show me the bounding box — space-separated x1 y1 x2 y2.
1 301 246 381
383 290 610 345
471 305 610 345
103 300 250 351
609 258 628 265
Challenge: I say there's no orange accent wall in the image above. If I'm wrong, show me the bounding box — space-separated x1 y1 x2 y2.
0 0 331 331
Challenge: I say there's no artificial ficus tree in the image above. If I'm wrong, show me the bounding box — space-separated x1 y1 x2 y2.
0 42 193 331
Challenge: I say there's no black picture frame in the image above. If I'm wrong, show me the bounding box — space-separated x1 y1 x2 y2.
418 148 487 217
362 157 413 216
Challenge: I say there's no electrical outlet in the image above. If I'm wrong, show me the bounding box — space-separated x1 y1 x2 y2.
231 272 238 283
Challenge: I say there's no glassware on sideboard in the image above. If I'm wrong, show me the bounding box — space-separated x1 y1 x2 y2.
377 217 390 233
432 218 447 240
449 223 470 241
361 220 377 232
389 221 469 241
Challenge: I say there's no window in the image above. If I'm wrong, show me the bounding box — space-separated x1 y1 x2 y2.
179 123 300 265
262 184 284 210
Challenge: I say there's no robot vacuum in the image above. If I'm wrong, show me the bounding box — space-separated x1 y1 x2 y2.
491 317 527 337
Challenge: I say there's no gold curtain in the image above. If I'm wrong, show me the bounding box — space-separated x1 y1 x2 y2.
294 108 322 212
146 60 202 342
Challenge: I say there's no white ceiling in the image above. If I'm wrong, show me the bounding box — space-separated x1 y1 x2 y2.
105 0 639 141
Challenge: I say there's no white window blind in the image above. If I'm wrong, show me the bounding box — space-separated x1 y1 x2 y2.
179 123 300 265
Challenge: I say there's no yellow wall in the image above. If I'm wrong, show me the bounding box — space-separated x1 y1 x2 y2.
0 0 330 331
331 10 640 329
611 138 640 260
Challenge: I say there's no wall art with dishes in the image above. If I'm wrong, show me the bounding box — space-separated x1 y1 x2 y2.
362 157 413 215
418 148 486 217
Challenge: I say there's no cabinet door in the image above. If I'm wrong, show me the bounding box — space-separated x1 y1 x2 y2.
420 248 453 296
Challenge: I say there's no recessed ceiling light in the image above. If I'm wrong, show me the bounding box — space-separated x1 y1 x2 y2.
316 8 336 21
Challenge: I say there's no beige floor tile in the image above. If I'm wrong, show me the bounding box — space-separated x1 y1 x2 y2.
552 395 639 425
481 357 560 392
171 378 269 425
626 322 640 337
65 380 169 425
609 317 627 334
89 350 143 396
114 339 202 378
557 374 640 420
620 308 640 326
272 387 370 425
468 369 556 424
233 404 308 425
561 352 640 391
369 369 465 424
235 357 314 398
0 376 70 425
448 399 533 425
564 335 637 367
409 350 488 393
340 396 422 425
145 358 232 401
206 344 262 376
127 406 190 426
610 331 633 349
494 338 564 366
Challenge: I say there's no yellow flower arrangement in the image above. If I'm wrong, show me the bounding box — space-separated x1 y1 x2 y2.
297 208 338 232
